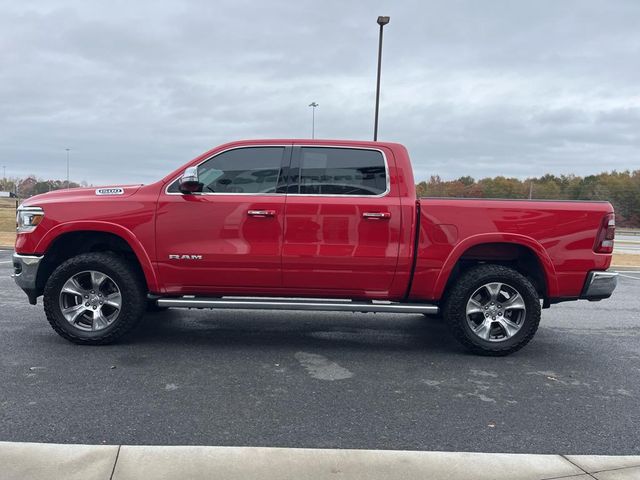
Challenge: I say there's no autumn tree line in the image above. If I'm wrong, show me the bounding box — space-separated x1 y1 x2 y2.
0 177 84 197
417 170 639 227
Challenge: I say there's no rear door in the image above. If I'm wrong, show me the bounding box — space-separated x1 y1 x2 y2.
281 145 402 296
156 145 290 294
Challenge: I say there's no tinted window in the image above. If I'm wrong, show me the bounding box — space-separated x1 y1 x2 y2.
295 147 387 196
168 147 285 194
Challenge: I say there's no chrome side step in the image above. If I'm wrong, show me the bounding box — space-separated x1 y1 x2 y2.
156 296 439 314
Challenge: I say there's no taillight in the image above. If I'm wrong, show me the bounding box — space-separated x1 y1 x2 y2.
594 213 615 253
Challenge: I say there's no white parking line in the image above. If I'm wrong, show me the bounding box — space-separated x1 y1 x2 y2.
618 273 640 280
0 261 12 264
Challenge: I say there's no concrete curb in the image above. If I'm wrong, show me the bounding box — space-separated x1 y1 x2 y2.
2 442 640 480
0 442 118 480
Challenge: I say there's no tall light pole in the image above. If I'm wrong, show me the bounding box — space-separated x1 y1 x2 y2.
2 166 5 180
374 16 390 141
65 148 70 188
308 102 319 139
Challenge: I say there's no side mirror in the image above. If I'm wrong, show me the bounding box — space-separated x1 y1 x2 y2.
179 167 202 194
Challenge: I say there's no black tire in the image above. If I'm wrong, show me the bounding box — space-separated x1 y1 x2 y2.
443 264 541 356
43 252 146 345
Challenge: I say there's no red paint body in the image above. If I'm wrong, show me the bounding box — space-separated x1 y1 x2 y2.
16 139 613 303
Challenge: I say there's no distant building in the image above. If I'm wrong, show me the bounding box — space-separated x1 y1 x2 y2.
17 177 37 197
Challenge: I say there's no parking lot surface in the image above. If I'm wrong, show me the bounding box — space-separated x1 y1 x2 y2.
1 249 639 454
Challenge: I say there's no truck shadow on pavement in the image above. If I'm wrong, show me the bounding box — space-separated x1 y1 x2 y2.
124 309 464 354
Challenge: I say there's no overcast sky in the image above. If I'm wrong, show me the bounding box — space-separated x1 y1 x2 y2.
1 0 639 185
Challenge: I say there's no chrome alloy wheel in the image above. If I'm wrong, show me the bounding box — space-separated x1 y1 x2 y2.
58 270 122 332
465 282 526 342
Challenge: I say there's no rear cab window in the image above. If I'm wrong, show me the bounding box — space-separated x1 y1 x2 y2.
290 147 388 196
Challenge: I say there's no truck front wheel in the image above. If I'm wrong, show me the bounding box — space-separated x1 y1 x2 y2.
43 252 146 345
443 264 541 356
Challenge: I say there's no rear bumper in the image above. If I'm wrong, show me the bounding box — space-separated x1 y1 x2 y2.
580 270 618 301
11 253 43 305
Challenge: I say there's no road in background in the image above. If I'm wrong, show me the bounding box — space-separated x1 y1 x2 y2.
1 249 639 454
616 234 640 254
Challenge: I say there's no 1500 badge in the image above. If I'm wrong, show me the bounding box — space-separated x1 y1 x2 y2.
95 187 125 195
169 254 203 260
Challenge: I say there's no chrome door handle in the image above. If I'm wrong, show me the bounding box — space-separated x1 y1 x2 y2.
362 212 391 220
247 209 276 217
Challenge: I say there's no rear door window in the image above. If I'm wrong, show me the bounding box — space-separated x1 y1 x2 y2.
293 147 387 196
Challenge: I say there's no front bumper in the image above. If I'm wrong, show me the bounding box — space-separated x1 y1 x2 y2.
580 270 618 301
12 253 43 305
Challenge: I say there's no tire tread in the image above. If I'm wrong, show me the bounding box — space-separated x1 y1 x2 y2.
443 264 541 356
43 252 146 345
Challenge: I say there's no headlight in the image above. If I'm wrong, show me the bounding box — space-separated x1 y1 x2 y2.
16 206 45 233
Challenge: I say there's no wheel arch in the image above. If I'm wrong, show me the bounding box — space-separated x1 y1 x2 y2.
434 234 558 301
35 222 159 295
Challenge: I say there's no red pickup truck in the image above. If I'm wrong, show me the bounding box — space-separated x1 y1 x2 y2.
13 139 618 355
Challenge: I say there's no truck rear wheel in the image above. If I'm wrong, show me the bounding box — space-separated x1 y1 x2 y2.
43 252 146 345
443 264 541 356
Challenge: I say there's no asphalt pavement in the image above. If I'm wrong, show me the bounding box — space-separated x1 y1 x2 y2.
1 249 639 454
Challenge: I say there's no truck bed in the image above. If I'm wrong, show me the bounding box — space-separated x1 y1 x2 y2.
410 197 613 301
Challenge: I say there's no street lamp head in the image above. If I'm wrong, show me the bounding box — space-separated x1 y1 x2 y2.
309 102 318 107
377 16 390 26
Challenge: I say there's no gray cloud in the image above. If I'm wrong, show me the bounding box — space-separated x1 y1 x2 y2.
1 0 639 185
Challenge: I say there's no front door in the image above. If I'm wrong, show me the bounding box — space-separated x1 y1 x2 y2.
156 145 290 294
282 145 402 297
